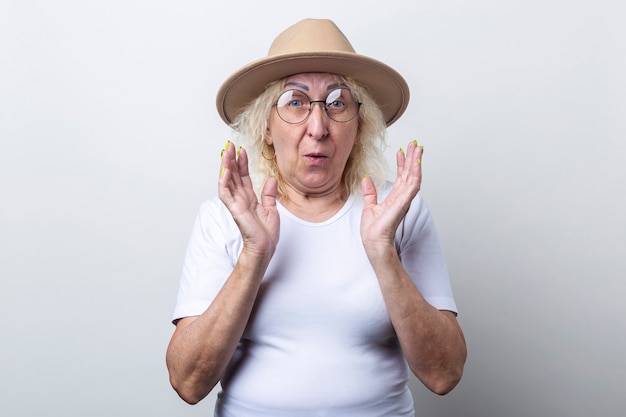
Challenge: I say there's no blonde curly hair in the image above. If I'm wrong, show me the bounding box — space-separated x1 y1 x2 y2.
230 75 389 197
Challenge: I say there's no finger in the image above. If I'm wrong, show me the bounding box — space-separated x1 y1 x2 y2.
416 144 423 173
404 139 417 163
403 140 422 178
412 143 423 177
218 162 235 204
407 143 423 195
219 141 234 180
236 147 261 205
220 141 234 174
218 142 240 201
396 147 406 178
237 146 250 178
223 141 245 188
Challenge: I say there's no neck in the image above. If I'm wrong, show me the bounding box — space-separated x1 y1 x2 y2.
279 184 349 222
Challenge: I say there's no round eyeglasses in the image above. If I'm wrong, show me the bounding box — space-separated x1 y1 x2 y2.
273 88 362 124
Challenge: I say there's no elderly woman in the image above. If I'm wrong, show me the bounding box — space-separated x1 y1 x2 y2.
166 18 466 417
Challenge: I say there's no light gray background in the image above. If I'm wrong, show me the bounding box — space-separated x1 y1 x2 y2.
1 1 624 416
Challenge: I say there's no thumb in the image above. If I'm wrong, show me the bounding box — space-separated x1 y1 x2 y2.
361 175 378 207
261 177 278 208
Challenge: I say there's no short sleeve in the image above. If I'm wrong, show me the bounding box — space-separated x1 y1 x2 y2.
395 192 458 313
172 197 243 323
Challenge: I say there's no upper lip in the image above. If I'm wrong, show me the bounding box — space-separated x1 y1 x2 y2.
304 151 327 158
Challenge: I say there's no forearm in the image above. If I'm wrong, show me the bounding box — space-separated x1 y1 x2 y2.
166 249 271 404
366 245 467 394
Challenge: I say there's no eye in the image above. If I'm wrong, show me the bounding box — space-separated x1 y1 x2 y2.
327 99 345 109
326 89 348 110
277 90 309 110
288 98 306 108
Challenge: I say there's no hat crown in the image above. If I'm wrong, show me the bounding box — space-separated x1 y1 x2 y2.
268 19 356 57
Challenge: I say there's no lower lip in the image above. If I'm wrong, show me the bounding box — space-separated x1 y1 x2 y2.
305 155 327 166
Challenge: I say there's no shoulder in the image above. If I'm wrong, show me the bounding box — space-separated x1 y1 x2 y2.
196 196 235 226
190 196 241 243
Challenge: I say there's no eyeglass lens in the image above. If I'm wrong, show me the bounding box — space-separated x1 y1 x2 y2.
275 88 360 124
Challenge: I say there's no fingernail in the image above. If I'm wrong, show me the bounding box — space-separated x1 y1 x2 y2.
220 149 225 158
224 140 230 149
414 139 418 147
362 173 369 178
237 146 242 157
400 147 405 156
220 166 225 176
418 158 422 165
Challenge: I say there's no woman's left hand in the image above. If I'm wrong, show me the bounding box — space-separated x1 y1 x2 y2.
361 142 466 394
360 140 423 253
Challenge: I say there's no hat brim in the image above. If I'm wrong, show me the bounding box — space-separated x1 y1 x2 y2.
216 51 410 127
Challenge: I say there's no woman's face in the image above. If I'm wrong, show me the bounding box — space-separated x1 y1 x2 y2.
266 73 359 199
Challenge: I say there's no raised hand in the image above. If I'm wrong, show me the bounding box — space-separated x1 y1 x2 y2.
361 140 423 253
218 141 280 258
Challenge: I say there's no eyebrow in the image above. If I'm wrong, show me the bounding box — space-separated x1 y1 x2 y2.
283 81 343 91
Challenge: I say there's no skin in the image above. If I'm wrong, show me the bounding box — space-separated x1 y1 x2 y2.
267 75 360 221
166 73 467 404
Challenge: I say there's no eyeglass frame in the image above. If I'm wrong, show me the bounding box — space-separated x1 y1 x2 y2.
272 88 362 124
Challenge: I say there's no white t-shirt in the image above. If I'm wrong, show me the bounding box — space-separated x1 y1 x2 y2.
173 182 457 417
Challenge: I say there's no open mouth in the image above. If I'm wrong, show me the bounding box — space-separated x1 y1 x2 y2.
304 153 328 164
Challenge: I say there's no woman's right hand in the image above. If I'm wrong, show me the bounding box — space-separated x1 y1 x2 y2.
166 143 279 404
218 141 279 259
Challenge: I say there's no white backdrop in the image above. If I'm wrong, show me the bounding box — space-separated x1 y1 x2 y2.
1 1 625 416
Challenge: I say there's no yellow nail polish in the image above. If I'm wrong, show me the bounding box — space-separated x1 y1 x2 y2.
220 149 225 158
418 158 422 165
362 173 369 178
237 146 242 157
220 166 225 176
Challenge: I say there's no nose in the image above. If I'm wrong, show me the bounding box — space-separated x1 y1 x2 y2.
306 101 329 139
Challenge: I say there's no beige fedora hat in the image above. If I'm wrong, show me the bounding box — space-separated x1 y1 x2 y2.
216 18 410 126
